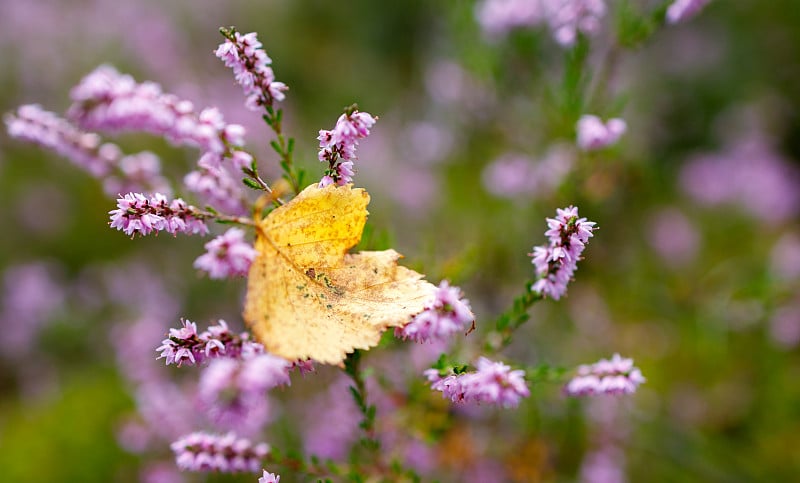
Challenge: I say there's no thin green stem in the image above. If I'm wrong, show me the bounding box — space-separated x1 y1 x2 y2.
484 280 543 353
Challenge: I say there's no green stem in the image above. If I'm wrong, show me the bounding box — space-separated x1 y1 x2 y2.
343 350 380 451
484 280 543 353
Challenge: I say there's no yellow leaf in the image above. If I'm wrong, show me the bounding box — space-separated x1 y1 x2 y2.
243 184 437 364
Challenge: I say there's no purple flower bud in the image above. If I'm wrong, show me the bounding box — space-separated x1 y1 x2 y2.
529 206 596 300
396 280 474 343
259 470 281 483
194 228 257 279
576 115 626 151
425 357 530 408
316 110 376 187
564 354 646 397
170 432 269 473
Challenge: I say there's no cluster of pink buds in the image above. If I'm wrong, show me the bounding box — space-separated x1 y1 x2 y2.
317 109 377 187
564 353 646 396
576 114 627 151
194 228 258 279
395 281 474 343
109 192 208 237
156 319 264 367
5 105 171 195
198 353 291 430
68 65 245 155
424 357 530 408
530 206 596 300
215 29 288 111
171 432 269 472
544 0 607 46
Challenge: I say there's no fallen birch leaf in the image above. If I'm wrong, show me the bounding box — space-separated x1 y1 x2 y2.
243 184 437 364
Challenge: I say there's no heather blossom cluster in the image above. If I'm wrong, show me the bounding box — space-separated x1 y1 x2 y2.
198 353 291 431
156 319 264 367
109 192 209 237
530 206 597 300
425 357 530 408
68 65 246 155
194 228 258 279
564 354 646 396
395 280 474 343
171 432 269 472
476 0 607 46
318 110 377 187
215 29 288 111
577 115 627 151
4 104 171 196
0 15 658 479
67 65 250 214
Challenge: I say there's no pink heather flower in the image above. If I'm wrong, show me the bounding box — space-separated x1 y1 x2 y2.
108 192 208 237
679 135 800 225
667 0 711 24
68 65 246 155
475 0 544 38
475 1 606 46
576 115 626 151
482 147 574 199
5 105 171 196
103 151 172 198
156 319 265 367
183 163 247 216
194 228 257 279
259 470 281 483
424 357 530 408
395 280 474 343
198 354 290 432
544 0 607 46
530 206 597 300
170 432 269 473
230 150 254 171
6 104 113 177
564 354 646 397
290 359 315 375
216 30 287 111
317 110 377 187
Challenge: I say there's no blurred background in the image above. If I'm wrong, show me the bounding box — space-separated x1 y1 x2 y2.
1 0 799 481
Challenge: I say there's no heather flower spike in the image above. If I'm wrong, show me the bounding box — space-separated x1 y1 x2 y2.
156 319 264 367
317 107 377 187
68 65 246 156
109 192 209 237
170 432 269 472
198 354 291 430
194 228 258 279
216 27 288 111
577 115 626 151
259 470 281 483
530 206 597 300
424 357 530 408
5 105 171 196
564 353 646 396
395 280 475 343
